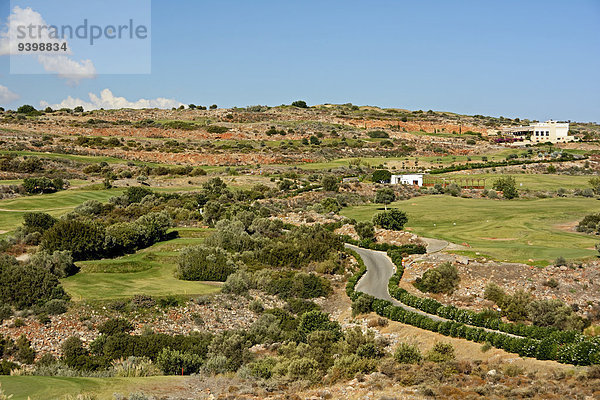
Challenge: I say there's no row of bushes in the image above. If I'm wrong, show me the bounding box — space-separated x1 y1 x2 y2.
386 254 582 344
428 154 580 174
372 297 599 365
343 238 426 255
345 247 600 365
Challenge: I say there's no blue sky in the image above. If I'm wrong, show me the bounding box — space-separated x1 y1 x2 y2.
0 0 598 121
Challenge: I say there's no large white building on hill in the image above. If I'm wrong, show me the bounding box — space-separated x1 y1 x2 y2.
502 120 575 144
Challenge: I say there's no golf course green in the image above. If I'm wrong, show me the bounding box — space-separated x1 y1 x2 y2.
342 195 600 263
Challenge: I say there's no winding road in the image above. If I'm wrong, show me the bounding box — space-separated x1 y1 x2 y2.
346 243 520 338
347 243 446 323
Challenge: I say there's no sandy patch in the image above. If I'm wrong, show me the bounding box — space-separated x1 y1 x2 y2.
553 220 583 233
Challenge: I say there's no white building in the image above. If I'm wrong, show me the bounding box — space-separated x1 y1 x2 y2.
391 174 423 186
502 120 575 144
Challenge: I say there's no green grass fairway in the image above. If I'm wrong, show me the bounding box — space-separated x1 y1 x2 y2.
0 376 185 400
62 228 220 300
341 195 600 263
436 172 592 191
0 188 124 233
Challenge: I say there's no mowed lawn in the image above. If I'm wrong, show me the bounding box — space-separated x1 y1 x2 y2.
0 188 125 233
341 195 600 263
62 228 220 300
0 375 186 400
436 172 592 191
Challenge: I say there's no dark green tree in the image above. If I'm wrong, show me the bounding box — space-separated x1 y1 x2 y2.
291 100 308 108
321 175 339 192
372 209 408 231
493 176 519 199
41 219 106 261
371 170 391 183
17 104 36 114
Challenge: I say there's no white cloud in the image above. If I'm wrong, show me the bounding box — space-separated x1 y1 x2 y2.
40 89 184 110
0 6 96 84
0 85 19 104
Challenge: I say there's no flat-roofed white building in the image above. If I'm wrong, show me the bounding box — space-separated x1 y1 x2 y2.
391 174 423 186
502 120 574 144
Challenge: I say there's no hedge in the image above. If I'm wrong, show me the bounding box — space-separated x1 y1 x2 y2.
345 246 600 366
343 238 426 254
386 251 582 345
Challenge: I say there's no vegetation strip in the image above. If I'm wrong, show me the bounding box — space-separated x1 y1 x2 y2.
428 153 583 174
346 245 600 366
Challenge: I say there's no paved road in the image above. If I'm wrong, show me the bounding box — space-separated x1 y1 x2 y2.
421 237 448 253
346 243 520 337
347 243 446 322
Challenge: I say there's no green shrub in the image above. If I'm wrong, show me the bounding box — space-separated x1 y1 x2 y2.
177 245 236 281
355 221 375 241
205 125 229 134
526 299 583 331
393 343 422 364
285 298 319 315
502 290 532 322
367 130 389 138
577 213 600 234
0 257 68 308
425 342 455 363
321 197 341 213
41 219 106 261
0 360 18 375
125 186 153 203
493 176 519 199
297 311 342 341
483 282 505 305
22 177 62 194
329 354 378 380
45 299 68 315
414 262 460 294
321 175 339 192
239 357 277 380
16 334 35 364
203 355 229 374
249 299 264 314
98 318 134 336
286 357 320 381
351 294 374 317
207 332 252 371
29 250 76 278
263 271 332 299
156 348 203 375
0 305 13 322
222 271 251 294
23 212 57 233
